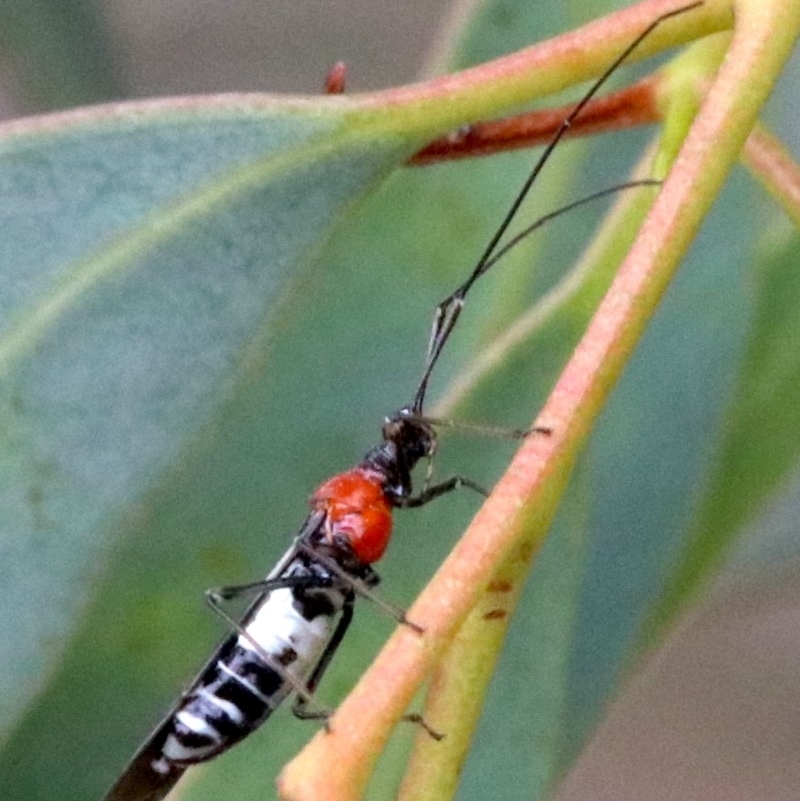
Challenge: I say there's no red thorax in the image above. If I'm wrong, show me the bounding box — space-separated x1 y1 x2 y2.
310 467 393 564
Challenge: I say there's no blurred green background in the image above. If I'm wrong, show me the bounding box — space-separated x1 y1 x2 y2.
0 2 798 801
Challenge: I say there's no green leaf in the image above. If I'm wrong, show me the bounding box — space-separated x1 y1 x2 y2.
0 4 670 795
0 98 414 737
646 230 800 640
1 2 798 801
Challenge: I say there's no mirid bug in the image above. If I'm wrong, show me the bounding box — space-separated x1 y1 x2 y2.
101 5 702 800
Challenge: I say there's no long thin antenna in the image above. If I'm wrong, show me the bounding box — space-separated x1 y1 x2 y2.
411 1 703 413
479 179 660 273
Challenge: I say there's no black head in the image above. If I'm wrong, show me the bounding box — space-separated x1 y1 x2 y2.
381 406 437 469
359 406 437 503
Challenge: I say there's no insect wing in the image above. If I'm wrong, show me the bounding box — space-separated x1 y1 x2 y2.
100 736 183 801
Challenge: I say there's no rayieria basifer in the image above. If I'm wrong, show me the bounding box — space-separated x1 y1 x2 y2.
102 4 703 799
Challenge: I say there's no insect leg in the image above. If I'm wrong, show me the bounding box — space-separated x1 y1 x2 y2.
292 594 443 739
296 544 424 634
292 594 355 722
205 574 335 714
206 573 330 605
399 475 489 508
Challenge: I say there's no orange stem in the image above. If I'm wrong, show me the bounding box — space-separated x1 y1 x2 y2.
741 126 800 226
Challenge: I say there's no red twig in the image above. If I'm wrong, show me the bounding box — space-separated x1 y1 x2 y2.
409 76 661 164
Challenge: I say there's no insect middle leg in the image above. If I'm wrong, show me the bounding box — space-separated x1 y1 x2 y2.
292 595 354 724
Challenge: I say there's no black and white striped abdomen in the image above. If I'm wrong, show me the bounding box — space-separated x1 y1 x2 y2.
152 569 348 774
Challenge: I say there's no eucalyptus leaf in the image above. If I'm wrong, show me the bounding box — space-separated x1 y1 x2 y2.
0 99 409 734
1 2 798 801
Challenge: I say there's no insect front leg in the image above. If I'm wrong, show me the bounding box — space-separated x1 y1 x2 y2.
398 474 489 508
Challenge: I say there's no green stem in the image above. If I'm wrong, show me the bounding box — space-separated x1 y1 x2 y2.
398 143 662 801
349 0 733 141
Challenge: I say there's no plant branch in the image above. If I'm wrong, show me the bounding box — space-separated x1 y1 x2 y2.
351 0 733 140
741 125 800 227
395 144 662 801
408 76 661 165
277 0 800 798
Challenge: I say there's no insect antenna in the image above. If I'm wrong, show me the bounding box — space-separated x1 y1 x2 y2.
410 1 703 414
477 178 660 274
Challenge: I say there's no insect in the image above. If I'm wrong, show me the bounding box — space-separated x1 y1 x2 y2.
101 5 701 800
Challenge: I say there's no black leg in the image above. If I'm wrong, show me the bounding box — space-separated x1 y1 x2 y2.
295 543 423 633
398 475 488 508
205 572 332 606
401 712 445 741
292 595 355 723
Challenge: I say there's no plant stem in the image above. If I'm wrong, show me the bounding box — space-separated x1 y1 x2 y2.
278 0 799 798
